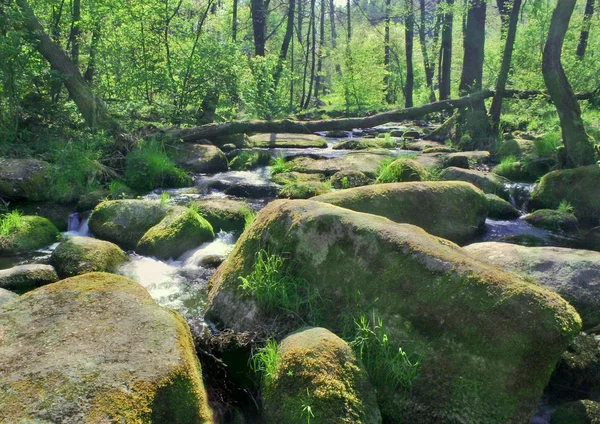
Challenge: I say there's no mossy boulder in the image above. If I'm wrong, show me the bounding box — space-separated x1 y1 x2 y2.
192 198 254 233
206 199 580 423
0 287 17 307
279 181 331 199
0 158 51 201
0 264 58 292
136 206 214 260
18 202 73 232
376 158 429 183
0 272 213 423
333 139 395 150
88 200 169 249
51 236 128 278
547 333 600 403
529 165 600 224
442 154 470 169
262 327 381 424
330 170 372 189
496 139 521 159
312 181 488 243
551 400 600 424
486 194 521 219
287 152 394 178
0 216 59 255
439 167 510 200
249 133 327 148
173 143 228 174
463 242 600 330
523 209 579 231
76 189 111 212
271 171 324 186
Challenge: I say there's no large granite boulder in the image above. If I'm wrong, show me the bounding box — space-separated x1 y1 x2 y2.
51 236 128 278
287 151 393 178
206 199 580 423
0 215 59 255
486 194 521 219
262 327 381 424
173 143 228 174
249 133 327 148
192 198 255 233
375 158 429 183
0 272 213 422
0 287 17 307
312 181 488 243
0 158 51 201
529 165 600 224
439 167 510 200
464 242 600 330
0 264 58 292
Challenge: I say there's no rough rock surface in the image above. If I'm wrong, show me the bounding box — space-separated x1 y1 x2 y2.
51 236 128 278
0 264 59 292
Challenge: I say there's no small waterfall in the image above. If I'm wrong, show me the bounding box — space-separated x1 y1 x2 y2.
504 182 536 211
65 212 91 237
67 212 80 231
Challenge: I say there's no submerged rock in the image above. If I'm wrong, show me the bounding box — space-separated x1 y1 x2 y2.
439 166 510 200
262 327 381 424
523 209 579 231
249 133 327 148
0 215 59 255
529 165 600 224
464 242 600 329
192 198 255 233
0 272 213 423
0 264 58 292
51 236 128 278
207 199 580 423
0 158 51 201
312 181 488 243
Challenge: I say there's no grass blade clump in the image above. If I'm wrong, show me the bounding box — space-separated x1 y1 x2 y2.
0 210 24 237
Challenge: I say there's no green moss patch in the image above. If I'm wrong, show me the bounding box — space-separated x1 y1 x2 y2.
0 215 59 255
51 236 128 278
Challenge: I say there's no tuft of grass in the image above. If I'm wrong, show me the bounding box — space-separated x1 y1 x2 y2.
242 207 257 230
229 151 271 170
238 250 319 320
375 155 422 183
350 312 420 392
0 210 24 237
534 132 562 158
270 154 291 175
251 339 280 384
160 191 172 205
108 181 132 199
557 200 575 214
495 155 518 176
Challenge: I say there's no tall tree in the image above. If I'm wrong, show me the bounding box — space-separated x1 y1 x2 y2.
459 0 486 95
315 0 326 100
14 0 117 132
439 0 454 100
419 0 436 102
489 0 522 135
303 0 317 108
576 0 595 59
232 0 238 41
69 0 81 65
274 0 296 87
384 0 392 103
543 0 597 167
251 0 267 55
404 0 414 107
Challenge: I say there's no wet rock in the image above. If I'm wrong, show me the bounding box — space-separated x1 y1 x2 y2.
249 133 327 148
486 194 521 219
271 171 324 186
523 209 579 231
330 170 372 189
439 166 510 200
278 181 331 199
223 181 280 198
206 199 580 423
464 242 600 329
51 236 128 278
287 151 394 178
173 143 228 174
262 327 381 424
442 154 470 169
192 198 255 233
0 158 51 201
0 272 213 423
17 202 73 232
0 287 17 307
0 264 58 292
220 143 237 153
0 215 59 255
325 130 349 138
313 181 488 243
376 158 429 183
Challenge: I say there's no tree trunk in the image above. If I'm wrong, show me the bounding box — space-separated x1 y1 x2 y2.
439 0 453 100
496 0 510 39
459 0 486 94
232 0 238 41
347 0 351 41
251 0 266 56
489 0 522 136
297 0 304 42
15 0 117 133
404 0 415 107
419 0 436 102
83 23 101 83
315 0 325 100
303 0 317 108
329 0 341 75
576 0 595 59
274 0 296 87
543 0 597 167
69 0 81 65
384 0 392 103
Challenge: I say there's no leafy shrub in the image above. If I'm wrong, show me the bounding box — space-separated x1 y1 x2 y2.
123 140 191 191
558 200 575 214
229 151 272 170
270 154 291 175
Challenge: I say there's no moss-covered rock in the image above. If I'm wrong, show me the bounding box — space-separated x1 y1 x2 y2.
493 157 552 183
88 200 168 250
51 236 128 278
330 170 372 189
376 158 429 183
463 242 600 330
0 264 58 292
206 199 580 423
523 209 579 231
0 216 59 255
136 206 214 260
287 152 394 178
192 198 255 233
76 189 110 212
249 133 327 148
333 139 395 150
486 194 521 219
0 272 213 423
17 202 73 232
262 327 381 424
442 154 470 169
271 171 324 186
547 333 600 403
0 158 51 201
312 181 488 243
439 167 510 200
496 139 521 159
0 287 17 307
279 181 331 199
529 165 600 224
173 143 228 174
551 400 600 424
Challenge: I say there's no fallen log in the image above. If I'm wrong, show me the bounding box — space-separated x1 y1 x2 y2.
163 89 597 142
